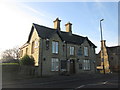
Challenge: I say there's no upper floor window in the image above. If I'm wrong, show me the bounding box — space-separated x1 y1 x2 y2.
77 47 82 56
70 46 74 55
52 41 58 54
35 40 39 48
84 47 88 56
31 41 35 54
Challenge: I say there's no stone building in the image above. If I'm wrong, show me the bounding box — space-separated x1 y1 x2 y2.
107 46 120 72
96 40 120 73
20 18 97 76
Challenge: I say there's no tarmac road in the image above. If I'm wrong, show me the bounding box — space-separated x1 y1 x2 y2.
2 73 119 89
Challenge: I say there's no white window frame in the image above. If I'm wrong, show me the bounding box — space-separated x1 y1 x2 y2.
84 47 88 56
35 40 39 48
52 41 58 54
51 58 59 71
70 46 74 55
83 60 90 70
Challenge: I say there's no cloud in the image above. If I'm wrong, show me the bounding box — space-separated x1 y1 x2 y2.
22 4 45 17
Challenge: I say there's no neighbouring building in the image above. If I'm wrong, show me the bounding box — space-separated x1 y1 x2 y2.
19 18 97 76
96 40 120 73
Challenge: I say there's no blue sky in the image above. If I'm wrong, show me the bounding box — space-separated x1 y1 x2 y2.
0 0 118 58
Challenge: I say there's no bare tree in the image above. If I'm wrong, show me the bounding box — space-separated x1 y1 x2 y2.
1 46 20 63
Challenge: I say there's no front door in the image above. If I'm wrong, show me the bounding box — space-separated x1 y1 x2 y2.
70 59 75 74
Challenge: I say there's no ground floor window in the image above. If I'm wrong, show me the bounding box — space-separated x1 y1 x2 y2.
51 58 59 71
61 60 67 71
83 60 90 70
79 63 82 69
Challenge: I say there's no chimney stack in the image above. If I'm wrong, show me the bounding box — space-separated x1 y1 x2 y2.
53 18 61 30
65 22 72 35
101 40 106 48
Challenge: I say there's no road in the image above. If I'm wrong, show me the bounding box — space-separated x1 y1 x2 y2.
2 73 119 89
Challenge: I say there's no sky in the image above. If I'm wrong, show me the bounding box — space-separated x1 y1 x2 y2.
0 0 119 58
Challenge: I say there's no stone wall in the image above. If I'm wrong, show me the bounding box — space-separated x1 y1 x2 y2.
2 65 39 83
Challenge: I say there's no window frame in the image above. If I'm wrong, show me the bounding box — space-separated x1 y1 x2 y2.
84 46 89 56
83 60 90 70
51 58 59 71
60 60 67 71
70 46 75 55
77 47 82 56
52 41 59 54
31 41 35 54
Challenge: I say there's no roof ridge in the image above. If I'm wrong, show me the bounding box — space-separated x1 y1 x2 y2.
33 23 56 31
60 31 85 38
106 46 120 48
33 23 86 38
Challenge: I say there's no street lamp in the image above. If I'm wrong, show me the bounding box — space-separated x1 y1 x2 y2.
100 19 105 74
100 19 104 41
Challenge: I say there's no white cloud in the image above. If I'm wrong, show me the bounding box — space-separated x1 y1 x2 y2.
22 5 45 17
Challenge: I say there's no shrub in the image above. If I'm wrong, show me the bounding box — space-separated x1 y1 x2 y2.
20 55 35 66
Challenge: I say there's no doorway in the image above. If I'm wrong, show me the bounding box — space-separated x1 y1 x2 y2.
70 59 75 74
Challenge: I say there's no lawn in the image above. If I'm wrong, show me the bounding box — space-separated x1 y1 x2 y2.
0 63 19 65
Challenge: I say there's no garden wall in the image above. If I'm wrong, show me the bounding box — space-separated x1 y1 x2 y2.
2 65 39 83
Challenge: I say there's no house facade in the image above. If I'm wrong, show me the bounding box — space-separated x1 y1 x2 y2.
96 40 120 73
20 18 97 76
107 46 120 72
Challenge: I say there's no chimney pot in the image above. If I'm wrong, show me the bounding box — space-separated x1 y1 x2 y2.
53 18 61 30
65 22 72 34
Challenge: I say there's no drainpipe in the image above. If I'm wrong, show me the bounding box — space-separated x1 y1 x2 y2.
66 42 67 62
40 39 43 77
66 42 69 74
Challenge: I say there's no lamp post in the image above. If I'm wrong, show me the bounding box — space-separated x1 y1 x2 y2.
100 19 104 41
100 19 105 74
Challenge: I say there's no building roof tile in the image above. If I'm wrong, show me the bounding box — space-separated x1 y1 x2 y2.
27 23 96 48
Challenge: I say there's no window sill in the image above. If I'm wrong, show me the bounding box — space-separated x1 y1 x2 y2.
52 53 59 55
70 55 75 56
84 55 89 57
51 71 58 72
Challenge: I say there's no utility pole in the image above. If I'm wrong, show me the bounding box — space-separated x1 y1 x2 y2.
100 19 105 74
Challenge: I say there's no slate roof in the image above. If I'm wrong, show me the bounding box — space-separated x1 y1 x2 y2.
106 46 120 54
27 23 96 48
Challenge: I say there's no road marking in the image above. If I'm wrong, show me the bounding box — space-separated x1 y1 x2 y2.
75 85 85 89
102 81 108 84
86 81 108 86
75 81 108 89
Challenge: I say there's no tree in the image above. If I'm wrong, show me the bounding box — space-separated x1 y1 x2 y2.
1 46 20 63
20 55 35 66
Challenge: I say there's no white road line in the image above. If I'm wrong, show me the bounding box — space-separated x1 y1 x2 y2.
75 81 108 89
75 85 85 89
102 81 108 84
87 81 108 86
